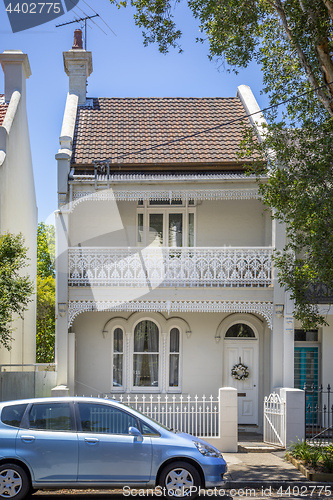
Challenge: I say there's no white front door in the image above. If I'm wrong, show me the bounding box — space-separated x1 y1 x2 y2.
224 340 259 425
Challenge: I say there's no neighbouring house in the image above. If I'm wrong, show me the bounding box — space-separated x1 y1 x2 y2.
0 50 37 368
55 32 333 435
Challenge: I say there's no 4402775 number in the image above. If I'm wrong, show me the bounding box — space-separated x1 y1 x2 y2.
5 3 61 14
276 485 332 496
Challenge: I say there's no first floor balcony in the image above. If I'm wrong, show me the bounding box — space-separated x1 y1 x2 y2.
68 247 273 288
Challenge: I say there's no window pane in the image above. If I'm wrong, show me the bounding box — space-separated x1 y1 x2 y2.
78 403 137 434
149 199 170 205
113 328 123 387
134 321 159 352
169 354 179 387
225 324 255 338
133 354 159 386
149 199 182 206
1 404 27 428
294 329 318 342
133 321 159 387
29 403 71 431
149 214 164 246
113 354 123 387
169 213 183 247
114 328 123 353
137 213 143 243
188 213 194 247
141 421 159 435
170 328 180 353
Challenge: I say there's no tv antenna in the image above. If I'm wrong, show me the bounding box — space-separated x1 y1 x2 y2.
56 14 103 50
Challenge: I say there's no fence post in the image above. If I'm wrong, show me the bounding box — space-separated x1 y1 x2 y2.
218 387 238 452
51 385 69 397
279 388 305 447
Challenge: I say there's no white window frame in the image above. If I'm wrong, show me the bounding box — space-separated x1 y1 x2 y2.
167 326 182 393
111 325 125 393
136 200 196 247
109 314 185 394
131 318 162 393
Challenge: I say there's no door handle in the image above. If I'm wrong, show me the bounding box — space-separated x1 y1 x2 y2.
84 437 99 444
20 435 35 442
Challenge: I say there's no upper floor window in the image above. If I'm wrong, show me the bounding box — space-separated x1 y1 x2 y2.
137 200 196 247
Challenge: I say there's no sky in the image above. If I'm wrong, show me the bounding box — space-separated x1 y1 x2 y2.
0 0 268 223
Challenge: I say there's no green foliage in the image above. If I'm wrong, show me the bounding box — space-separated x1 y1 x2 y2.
0 233 34 350
36 275 55 363
37 222 55 278
108 0 333 327
288 439 311 459
288 440 333 472
36 223 55 363
244 117 333 328
321 450 333 472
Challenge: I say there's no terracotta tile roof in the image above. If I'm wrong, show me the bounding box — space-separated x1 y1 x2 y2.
0 95 8 126
72 97 258 168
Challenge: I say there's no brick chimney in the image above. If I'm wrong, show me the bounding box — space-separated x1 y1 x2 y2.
63 30 93 105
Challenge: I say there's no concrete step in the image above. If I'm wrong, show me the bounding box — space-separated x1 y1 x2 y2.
238 442 285 453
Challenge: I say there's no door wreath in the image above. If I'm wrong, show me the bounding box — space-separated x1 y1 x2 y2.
231 362 249 381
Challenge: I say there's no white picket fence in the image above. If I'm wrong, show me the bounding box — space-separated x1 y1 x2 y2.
111 394 219 437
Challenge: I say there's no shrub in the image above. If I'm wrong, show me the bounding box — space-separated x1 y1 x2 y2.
321 450 333 473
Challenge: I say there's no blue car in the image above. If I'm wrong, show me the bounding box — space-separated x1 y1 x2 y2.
0 397 227 499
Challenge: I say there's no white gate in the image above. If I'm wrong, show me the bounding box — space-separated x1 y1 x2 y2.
263 392 286 447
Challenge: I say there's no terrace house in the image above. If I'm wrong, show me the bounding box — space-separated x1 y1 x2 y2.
55 33 331 432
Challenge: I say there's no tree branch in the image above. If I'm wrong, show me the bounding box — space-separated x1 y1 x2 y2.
322 0 333 22
274 0 333 116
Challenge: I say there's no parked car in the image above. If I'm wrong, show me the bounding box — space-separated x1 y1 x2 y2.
0 397 227 499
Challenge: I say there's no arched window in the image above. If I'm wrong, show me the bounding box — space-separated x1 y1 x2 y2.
225 323 255 338
169 328 180 387
133 320 159 387
113 328 123 387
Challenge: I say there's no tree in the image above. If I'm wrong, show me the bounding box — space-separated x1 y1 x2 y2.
0 233 34 350
36 223 55 363
110 0 333 328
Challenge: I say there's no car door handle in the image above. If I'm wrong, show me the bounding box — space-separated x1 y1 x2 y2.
84 437 99 444
20 435 35 442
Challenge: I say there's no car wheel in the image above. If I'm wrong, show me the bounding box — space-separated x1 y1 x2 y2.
159 461 201 499
0 464 30 499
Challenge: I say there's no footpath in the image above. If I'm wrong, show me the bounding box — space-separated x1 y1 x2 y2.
224 450 311 488
223 438 333 496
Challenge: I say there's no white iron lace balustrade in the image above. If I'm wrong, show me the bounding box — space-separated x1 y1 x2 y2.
68 247 273 288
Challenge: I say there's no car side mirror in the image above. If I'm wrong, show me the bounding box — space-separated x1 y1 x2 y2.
129 426 143 442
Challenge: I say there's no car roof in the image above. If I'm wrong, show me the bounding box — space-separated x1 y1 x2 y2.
0 396 124 407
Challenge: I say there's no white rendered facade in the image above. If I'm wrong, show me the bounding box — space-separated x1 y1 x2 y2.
0 51 37 365
55 43 331 431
